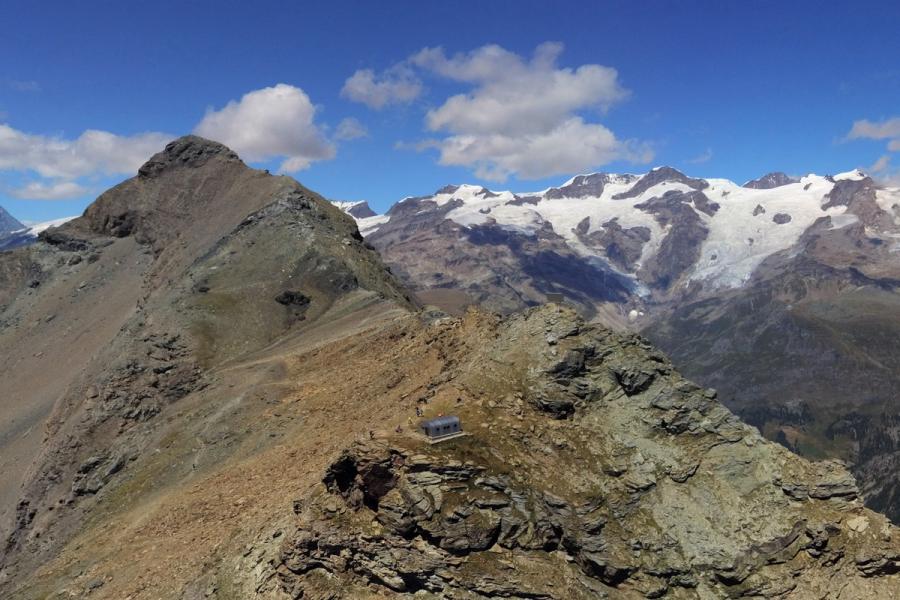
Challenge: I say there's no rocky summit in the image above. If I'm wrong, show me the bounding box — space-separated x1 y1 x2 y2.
1 138 899 600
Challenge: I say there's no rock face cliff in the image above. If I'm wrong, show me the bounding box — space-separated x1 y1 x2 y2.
275 307 900 599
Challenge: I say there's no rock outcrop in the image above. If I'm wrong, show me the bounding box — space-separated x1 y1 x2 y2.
277 307 900 599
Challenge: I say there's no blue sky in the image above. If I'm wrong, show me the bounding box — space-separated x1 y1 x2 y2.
1 0 899 223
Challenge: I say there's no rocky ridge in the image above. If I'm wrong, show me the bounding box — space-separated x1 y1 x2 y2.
275 306 900 599
0 135 412 594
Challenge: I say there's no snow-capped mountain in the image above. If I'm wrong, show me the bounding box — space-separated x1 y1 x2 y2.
0 215 78 251
329 200 377 219
340 166 899 311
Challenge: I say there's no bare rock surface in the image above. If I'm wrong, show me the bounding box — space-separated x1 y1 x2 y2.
278 307 900 599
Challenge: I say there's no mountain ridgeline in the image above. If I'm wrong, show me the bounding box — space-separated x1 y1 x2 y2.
334 167 900 524
1 137 899 598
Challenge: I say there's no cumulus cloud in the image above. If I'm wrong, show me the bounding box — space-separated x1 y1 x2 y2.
412 42 628 137
846 117 900 162
194 83 335 172
846 117 900 141
10 181 88 200
431 117 651 182
341 67 422 110
374 42 647 181
0 124 170 179
334 117 368 141
2 83 340 201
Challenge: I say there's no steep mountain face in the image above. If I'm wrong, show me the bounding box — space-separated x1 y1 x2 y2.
644 176 900 522
335 168 900 522
362 185 633 319
0 135 412 594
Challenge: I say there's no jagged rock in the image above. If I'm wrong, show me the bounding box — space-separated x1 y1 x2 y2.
772 212 792 224
137 135 239 179
275 307 900 599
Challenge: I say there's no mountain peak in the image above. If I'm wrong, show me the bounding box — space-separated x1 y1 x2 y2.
435 184 460 195
833 168 868 182
137 135 240 179
332 200 377 218
612 165 708 200
0 205 25 236
743 172 799 189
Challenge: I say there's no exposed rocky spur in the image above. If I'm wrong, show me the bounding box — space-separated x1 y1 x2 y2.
277 306 900 599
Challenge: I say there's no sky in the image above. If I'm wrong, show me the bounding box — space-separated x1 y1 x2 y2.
1 0 899 223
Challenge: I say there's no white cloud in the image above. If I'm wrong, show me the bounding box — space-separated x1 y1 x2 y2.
0 124 170 179
412 43 628 137
341 67 422 110
334 117 368 141
431 116 651 182
686 148 713 164
847 117 900 140
1 83 341 202
869 155 900 187
194 83 335 172
846 117 900 158
398 42 645 181
10 181 88 200
871 154 891 173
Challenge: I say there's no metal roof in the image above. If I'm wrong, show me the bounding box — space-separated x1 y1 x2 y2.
421 415 460 428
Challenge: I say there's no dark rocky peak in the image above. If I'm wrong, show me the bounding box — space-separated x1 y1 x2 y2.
743 172 799 189
545 173 612 199
344 201 377 219
506 194 541 206
435 184 460 195
477 187 500 198
635 190 711 290
613 166 708 200
821 175 894 229
823 176 875 210
0 205 25 236
386 195 441 217
137 135 240 179
56 134 288 255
